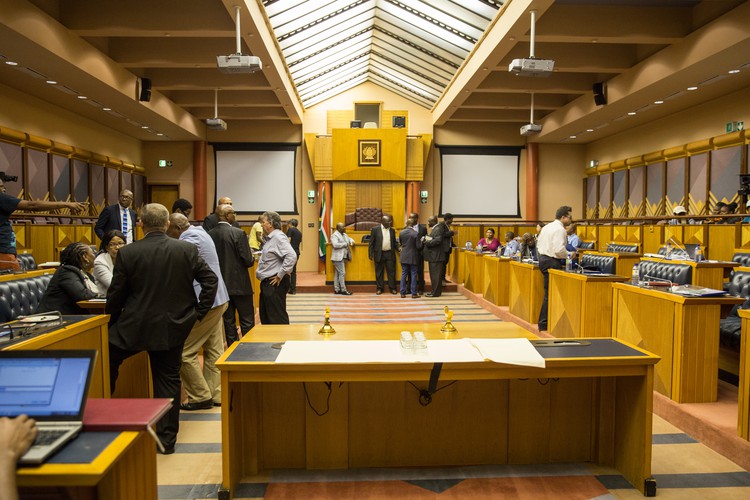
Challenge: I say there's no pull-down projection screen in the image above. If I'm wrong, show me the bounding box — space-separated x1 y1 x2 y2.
213 143 298 214
438 146 522 217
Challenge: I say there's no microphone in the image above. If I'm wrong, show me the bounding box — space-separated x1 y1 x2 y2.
573 262 599 274
667 238 690 260
641 274 674 288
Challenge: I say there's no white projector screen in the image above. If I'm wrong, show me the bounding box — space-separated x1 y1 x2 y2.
439 146 521 217
214 144 298 214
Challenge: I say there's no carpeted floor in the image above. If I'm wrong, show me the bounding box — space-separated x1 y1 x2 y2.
287 292 501 324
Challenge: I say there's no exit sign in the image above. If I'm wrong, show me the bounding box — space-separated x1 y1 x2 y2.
158 159 173 168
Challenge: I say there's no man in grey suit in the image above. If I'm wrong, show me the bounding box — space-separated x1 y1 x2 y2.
106 203 218 454
399 214 422 298
209 204 255 345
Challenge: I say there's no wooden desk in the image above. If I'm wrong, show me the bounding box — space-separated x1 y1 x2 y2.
76 302 153 399
3 315 111 398
325 243 402 284
482 255 511 306
0 269 54 282
508 260 543 323
548 270 627 338
612 283 743 403
640 257 738 289
737 309 750 440
463 251 490 294
17 431 157 499
580 251 640 277
217 324 658 497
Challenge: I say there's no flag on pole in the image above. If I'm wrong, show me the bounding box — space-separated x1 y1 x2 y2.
318 183 328 260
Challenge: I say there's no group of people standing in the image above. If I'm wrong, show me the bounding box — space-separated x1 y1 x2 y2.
329 213 456 298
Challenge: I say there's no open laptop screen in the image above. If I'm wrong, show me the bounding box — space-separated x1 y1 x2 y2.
0 351 95 421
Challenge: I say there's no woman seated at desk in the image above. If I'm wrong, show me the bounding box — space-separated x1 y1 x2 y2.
36 242 100 315
93 230 125 295
477 228 500 252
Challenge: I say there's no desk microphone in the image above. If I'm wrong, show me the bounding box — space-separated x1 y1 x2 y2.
573 262 598 274
667 237 690 260
642 274 674 288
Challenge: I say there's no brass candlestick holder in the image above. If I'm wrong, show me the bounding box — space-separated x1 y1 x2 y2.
318 307 336 336
440 305 457 335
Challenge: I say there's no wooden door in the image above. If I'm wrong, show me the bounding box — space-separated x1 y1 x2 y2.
148 184 179 211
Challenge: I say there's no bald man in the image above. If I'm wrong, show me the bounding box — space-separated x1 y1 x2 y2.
203 196 239 232
95 189 137 249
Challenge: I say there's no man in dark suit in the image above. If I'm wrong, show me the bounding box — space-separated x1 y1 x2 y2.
368 215 398 295
209 204 255 344
439 213 455 289
106 203 218 454
405 212 427 294
95 189 137 248
398 214 422 298
286 218 302 294
203 196 238 232
423 215 447 297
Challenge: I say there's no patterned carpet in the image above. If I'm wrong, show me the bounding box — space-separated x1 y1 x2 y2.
286 292 500 324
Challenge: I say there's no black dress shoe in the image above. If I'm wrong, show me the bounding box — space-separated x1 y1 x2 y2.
334 290 341 294
425 293 434 297
180 400 213 411
400 293 406 298
340 290 352 295
213 402 221 407
376 290 383 295
412 294 419 299
390 290 398 294
159 445 175 455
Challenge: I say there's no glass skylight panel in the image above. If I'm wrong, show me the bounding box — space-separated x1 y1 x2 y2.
297 61 370 96
374 17 466 65
290 39 371 80
275 2 374 48
302 70 368 101
369 59 443 97
263 0 310 18
285 22 373 64
376 3 475 53
369 52 448 91
371 39 454 82
293 48 370 85
305 75 369 107
421 0 498 28
393 0 487 41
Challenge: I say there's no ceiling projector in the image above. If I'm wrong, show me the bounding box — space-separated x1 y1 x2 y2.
509 58 554 77
217 54 262 74
520 123 542 136
205 118 228 131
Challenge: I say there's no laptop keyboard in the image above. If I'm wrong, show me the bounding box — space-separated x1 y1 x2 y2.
33 429 67 446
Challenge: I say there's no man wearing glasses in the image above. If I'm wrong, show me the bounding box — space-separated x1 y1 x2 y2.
95 189 138 249
536 206 573 331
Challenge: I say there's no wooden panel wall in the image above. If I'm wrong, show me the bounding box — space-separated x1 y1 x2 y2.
332 129 407 181
332 182 406 229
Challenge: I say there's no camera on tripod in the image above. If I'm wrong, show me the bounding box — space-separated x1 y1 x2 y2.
0 172 18 183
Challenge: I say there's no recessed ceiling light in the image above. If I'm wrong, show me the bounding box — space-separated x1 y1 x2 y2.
102 107 111 111
654 100 664 104
586 129 594 132
5 61 18 66
728 69 740 74
628 111 636 116
687 86 698 91
156 133 164 136
77 95 87 99
141 126 149 129
46 80 57 85
569 135 577 139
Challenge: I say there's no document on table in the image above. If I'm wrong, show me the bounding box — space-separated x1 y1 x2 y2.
274 338 545 368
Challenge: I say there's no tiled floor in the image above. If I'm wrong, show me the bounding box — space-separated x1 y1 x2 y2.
158 408 750 499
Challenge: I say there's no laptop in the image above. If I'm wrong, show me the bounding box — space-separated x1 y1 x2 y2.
668 243 698 260
0 350 96 464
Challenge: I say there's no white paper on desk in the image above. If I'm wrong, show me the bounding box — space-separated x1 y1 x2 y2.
468 338 546 369
275 339 484 364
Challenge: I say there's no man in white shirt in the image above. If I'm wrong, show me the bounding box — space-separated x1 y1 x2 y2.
368 215 398 294
536 206 573 331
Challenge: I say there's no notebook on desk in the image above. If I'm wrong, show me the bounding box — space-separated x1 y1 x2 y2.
0 350 96 464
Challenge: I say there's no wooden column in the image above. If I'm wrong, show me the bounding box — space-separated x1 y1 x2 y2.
526 142 539 222
193 141 207 220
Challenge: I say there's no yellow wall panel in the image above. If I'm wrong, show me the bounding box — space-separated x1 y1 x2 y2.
332 129 407 181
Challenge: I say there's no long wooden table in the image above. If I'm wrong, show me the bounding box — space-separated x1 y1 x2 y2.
508 260 544 323
612 283 743 403
216 323 659 498
17 431 157 499
548 269 628 338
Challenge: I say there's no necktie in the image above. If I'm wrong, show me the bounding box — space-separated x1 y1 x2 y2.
122 208 128 238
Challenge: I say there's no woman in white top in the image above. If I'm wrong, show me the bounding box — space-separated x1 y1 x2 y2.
93 229 125 295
